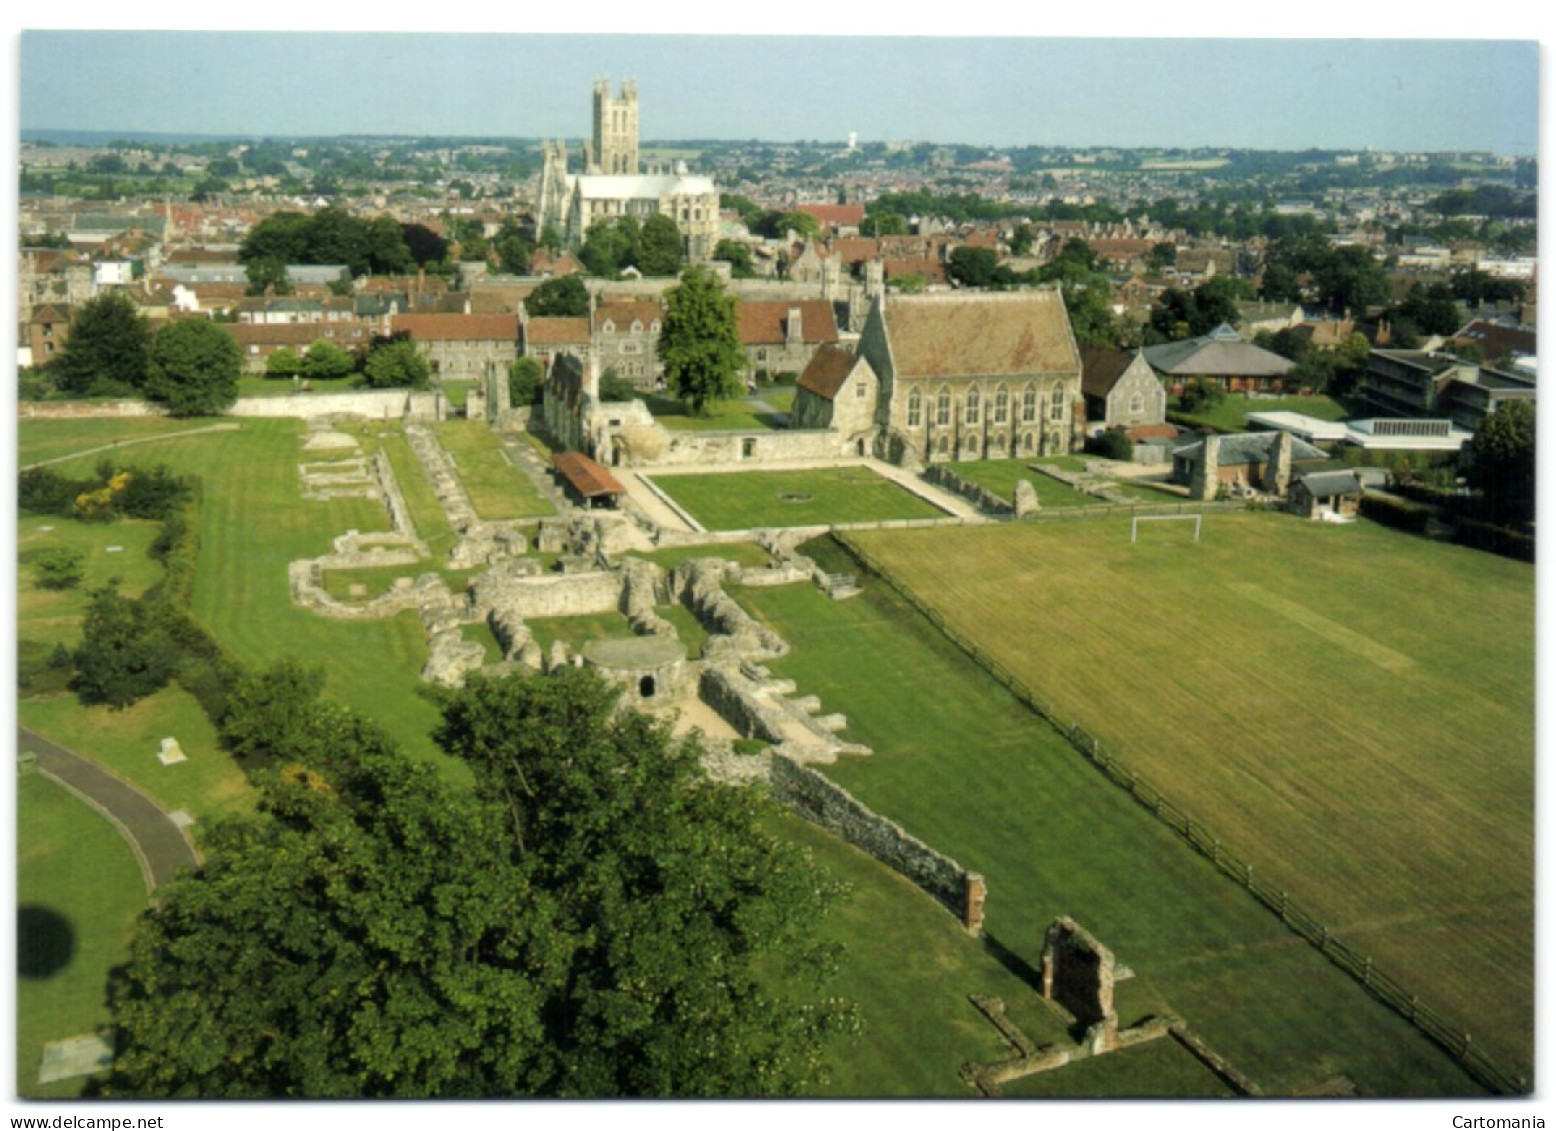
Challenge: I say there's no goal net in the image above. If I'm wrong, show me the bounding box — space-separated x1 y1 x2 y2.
1131 513 1203 544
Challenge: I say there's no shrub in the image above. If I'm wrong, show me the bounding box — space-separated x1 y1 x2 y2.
1085 429 1134 461
1358 491 1432 534
19 468 86 516
1450 518 1535 563
71 586 179 709
32 547 86 591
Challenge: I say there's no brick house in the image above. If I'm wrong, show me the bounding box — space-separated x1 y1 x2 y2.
736 299 839 380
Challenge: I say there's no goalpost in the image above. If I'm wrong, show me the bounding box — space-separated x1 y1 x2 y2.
1131 513 1203 544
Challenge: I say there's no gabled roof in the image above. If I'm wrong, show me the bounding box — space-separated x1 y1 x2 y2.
593 300 662 333
879 290 1080 379
553 451 625 498
796 203 865 228
30 303 72 324
1172 432 1326 465
737 300 838 346
525 316 590 346
796 345 858 401
1079 346 1142 397
393 313 519 342
1143 324 1294 378
1296 469 1365 497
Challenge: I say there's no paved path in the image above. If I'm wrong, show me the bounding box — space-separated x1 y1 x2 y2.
18 726 201 892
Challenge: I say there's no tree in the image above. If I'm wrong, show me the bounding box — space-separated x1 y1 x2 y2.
948 246 999 288
71 586 178 709
1178 376 1225 414
634 214 684 276
660 267 746 416
712 240 755 278
362 339 430 389
1394 282 1462 337
777 211 821 240
244 257 292 296
300 338 356 382
104 698 562 1097
399 223 448 267
31 547 86 591
50 291 153 395
264 347 303 379
859 212 907 237
217 659 328 763
1467 399 1535 526
508 357 544 406
431 668 857 1096
524 275 590 318
494 226 535 275
579 217 639 277
1149 242 1178 270
104 668 855 1097
143 319 240 417
363 216 413 276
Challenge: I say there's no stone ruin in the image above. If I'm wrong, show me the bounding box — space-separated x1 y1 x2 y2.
1041 916 1126 1052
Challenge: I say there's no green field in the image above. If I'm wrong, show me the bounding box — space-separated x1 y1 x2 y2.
946 459 1098 507
1172 393 1349 432
643 395 787 431
733 554 1483 1096
431 420 555 520
17 771 149 1097
25 418 459 773
849 513 1534 1076
18 417 241 467
651 467 947 530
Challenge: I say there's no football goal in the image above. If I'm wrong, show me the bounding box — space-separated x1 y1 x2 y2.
1131 513 1203 544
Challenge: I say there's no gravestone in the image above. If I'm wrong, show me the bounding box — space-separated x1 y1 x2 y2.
156 737 187 766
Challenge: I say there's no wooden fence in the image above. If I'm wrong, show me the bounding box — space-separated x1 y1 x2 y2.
832 530 1528 1096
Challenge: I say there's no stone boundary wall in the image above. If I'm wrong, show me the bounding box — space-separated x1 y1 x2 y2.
471 569 625 621
923 463 1016 515
19 400 166 419
229 391 444 420
768 753 982 928
627 427 846 469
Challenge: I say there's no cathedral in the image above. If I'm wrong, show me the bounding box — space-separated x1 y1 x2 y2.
539 79 721 262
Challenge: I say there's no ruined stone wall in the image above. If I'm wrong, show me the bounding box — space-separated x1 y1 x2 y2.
617 427 847 469
769 753 981 928
19 400 166 419
470 569 625 621
923 462 1016 515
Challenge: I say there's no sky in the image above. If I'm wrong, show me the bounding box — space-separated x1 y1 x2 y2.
15 29 1542 155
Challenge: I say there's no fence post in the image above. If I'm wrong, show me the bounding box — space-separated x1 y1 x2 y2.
1212 840 1221 865
1363 958 1372 986
1280 891 1288 919
1409 995 1419 1021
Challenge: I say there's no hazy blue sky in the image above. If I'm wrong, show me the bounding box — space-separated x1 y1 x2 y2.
18 32 1540 154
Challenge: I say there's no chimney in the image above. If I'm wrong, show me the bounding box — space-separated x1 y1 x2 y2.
1194 434 1220 502
1272 429 1293 496
787 306 803 345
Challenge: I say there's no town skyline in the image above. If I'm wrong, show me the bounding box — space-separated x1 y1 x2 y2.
18 33 1541 157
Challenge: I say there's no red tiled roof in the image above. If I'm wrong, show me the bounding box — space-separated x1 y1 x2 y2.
553 451 625 498
524 316 590 345
221 323 363 348
796 203 865 229
796 345 857 400
593 300 662 332
392 313 518 342
736 300 838 346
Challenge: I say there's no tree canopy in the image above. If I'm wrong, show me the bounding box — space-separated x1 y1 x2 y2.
143 318 241 416
1467 399 1535 527
660 267 746 415
524 275 590 318
635 214 685 276
362 338 431 390
103 666 855 1097
50 291 153 396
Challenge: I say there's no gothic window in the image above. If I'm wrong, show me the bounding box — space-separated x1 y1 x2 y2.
936 435 949 454
907 388 922 427
994 385 1009 423
1021 384 1037 423
966 386 980 424
1050 384 1066 422
855 379 867 398
936 387 951 427
1129 392 1145 416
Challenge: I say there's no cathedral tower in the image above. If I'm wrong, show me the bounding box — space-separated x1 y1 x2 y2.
589 78 639 175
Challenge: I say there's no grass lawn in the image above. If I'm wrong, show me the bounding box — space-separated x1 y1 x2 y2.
651 467 947 530
643 395 786 431
30 418 461 774
357 427 458 558
849 513 1533 1077
431 420 555 520
320 562 478 602
620 542 772 571
758 388 796 413
733 563 1483 1096
18 417 238 467
16 770 150 1098
524 610 638 652
947 459 1097 507
1173 393 1348 432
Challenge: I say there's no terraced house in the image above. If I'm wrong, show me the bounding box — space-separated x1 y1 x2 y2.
860 288 1084 463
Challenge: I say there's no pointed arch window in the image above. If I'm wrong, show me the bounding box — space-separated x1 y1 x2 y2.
994 385 1010 424
1021 383 1038 423
965 386 981 424
1050 383 1066 422
907 388 922 427
935 387 951 427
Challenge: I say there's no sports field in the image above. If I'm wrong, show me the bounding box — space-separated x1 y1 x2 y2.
649 466 947 530
848 512 1534 1075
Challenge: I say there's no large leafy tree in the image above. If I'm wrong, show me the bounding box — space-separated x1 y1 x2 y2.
660 266 746 415
300 338 356 381
362 338 431 389
579 217 639 278
104 667 854 1097
50 291 153 395
71 585 178 708
1467 399 1535 526
432 668 856 1096
948 246 998 288
104 697 563 1097
524 275 590 318
634 214 684 276
143 318 240 416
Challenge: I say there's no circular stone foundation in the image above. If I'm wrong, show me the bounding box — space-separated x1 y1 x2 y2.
582 635 690 704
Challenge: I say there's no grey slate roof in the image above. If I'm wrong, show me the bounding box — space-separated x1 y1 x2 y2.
1144 322 1294 378
1296 469 1365 497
